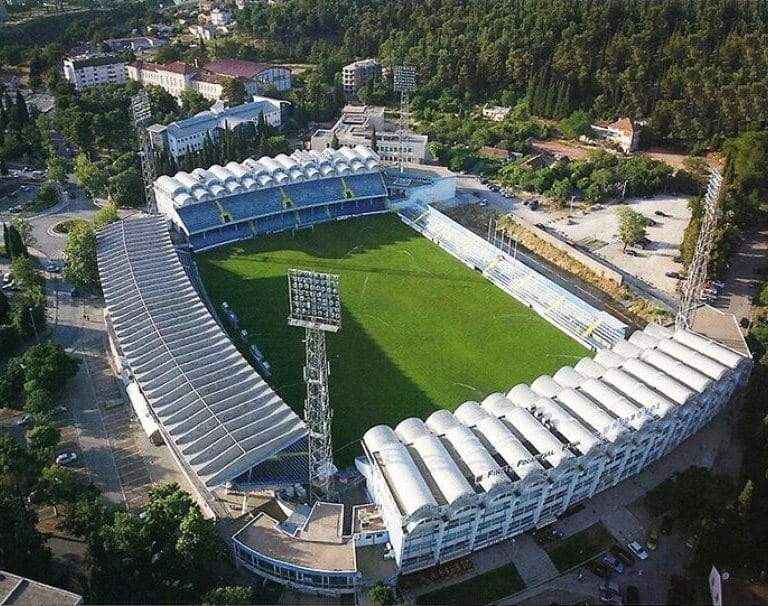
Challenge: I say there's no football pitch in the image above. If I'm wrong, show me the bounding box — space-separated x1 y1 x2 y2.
196 214 589 466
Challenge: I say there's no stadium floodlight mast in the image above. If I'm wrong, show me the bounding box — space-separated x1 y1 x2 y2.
288 269 341 502
131 91 157 214
676 168 723 329
393 65 417 173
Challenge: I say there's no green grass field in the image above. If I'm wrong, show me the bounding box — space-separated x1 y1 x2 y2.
196 214 588 466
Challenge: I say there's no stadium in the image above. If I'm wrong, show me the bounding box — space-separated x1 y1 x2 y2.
96 145 751 597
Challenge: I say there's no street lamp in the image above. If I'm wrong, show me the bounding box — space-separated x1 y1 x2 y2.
28 306 39 343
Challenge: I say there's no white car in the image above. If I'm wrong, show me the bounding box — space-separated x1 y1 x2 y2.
16 413 32 426
627 540 649 560
55 452 78 466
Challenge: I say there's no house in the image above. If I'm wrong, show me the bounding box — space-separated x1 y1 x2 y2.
208 6 231 25
189 23 218 41
480 146 520 161
481 103 511 122
590 117 643 153
127 60 198 97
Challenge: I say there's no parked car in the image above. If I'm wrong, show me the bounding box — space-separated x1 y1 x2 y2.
2 280 18 291
625 249 639 257
647 528 659 551
599 590 624 605
645 217 657 226
610 544 635 566
625 585 640 605
654 210 669 217
665 271 680 279
661 514 674 535
9 205 23 213
586 560 612 579
16 413 32 426
53 405 67 414
535 222 547 230
673 254 683 263
55 452 78 466
740 317 750 329
602 552 625 574
46 262 61 273
627 540 649 560
599 580 620 594
2 272 11 284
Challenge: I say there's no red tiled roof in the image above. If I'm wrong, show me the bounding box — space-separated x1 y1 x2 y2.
193 72 225 84
203 59 289 80
129 60 197 75
608 117 635 135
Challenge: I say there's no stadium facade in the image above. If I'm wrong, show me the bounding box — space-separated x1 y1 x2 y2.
356 322 750 574
154 146 389 251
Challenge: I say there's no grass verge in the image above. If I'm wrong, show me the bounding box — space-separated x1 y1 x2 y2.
416 563 525 605
546 522 614 572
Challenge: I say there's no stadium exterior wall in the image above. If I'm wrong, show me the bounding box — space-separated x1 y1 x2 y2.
356 323 751 575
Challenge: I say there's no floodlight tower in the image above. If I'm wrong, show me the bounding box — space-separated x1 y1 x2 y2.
393 65 417 173
131 91 157 214
288 269 342 502
676 168 723 329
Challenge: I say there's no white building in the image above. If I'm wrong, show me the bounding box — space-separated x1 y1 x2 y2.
591 117 643 153
189 23 218 41
357 323 751 574
208 6 231 25
481 103 511 122
127 59 291 101
127 60 197 98
148 96 286 161
63 55 128 91
311 105 429 165
342 59 382 96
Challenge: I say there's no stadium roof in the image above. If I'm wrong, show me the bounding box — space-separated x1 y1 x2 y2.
155 146 382 208
363 323 748 519
97 216 306 488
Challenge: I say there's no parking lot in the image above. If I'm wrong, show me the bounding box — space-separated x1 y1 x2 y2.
548 194 692 296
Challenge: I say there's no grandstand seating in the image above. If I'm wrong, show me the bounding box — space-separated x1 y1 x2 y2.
177 173 388 250
399 202 627 350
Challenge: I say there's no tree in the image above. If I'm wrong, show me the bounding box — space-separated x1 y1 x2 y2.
615 206 646 251
9 289 46 339
221 78 246 106
0 290 9 325
35 464 78 516
0 486 52 579
11 217 36 250
25 421 61 464
62 223 98 287
109 168 144 207
87 483 221 603
93 202 119 229
45 156 69 183
60 493 113 538
370 126 378 151
368 583 395 606
559 110 593 139
10 255 43 291
36 183 59 205
3 223 26 259
330 132 340 150
202 586 257 605
73 154 108 197
179 88 211 117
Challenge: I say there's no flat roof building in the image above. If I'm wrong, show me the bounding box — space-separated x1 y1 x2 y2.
311 105 429 166
63 54 128 91
0 571 83 605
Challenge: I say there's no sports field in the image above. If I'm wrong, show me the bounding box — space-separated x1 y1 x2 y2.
196 214 588 466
